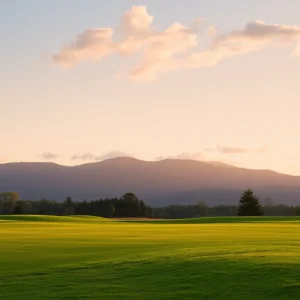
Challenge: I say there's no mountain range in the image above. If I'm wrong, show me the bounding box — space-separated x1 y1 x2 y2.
0 157 299 206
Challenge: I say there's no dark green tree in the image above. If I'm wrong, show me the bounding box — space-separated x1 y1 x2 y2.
18 201 33 214
121 193 139 217
197 201 208 217
121 193 138 202
64 196 75 215
237 189 264 216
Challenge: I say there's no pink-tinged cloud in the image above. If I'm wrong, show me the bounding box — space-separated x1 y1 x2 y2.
217 146 249 154
128 23 199 81
157 152 206 161
53 7 300 80
207 26 217 37
41 152 59 160
186 21 300 69
118 6 154 37
53 28 114 68
71 151 133 161
53 5 202 80
212 145 269 154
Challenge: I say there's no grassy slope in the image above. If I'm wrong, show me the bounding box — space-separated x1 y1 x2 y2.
1 216 300 299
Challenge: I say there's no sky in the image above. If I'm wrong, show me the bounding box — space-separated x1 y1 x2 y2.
1 0 300 175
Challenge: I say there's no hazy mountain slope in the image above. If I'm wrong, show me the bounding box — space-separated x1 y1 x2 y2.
0 157 299 205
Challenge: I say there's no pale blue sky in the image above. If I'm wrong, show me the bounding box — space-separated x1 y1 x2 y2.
1 1 300 174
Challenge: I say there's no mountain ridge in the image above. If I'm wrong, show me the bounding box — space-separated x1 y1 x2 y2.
0 157 292 175
0 157 299 205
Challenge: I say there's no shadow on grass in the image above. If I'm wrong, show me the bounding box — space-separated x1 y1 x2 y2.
1 257 300 300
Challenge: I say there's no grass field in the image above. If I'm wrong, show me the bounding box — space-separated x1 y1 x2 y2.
1 216 300 299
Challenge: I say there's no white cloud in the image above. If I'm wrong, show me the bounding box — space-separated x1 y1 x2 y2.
53 7 300 80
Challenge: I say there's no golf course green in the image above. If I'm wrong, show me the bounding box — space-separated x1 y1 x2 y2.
1 215 300 299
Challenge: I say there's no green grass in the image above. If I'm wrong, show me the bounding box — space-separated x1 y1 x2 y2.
1 216 300 299
123 216 300 224
0 215 110 222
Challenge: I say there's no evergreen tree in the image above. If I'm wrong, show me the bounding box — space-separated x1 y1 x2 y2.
237 189 264 216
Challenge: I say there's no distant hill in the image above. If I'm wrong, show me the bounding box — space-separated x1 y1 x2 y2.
0 157 299 206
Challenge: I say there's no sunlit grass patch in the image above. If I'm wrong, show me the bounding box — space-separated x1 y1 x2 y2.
1 216 300 299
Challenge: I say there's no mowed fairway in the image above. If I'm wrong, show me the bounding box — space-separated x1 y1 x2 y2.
1 216 300 299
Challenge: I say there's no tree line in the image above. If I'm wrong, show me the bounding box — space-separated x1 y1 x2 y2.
153 189 300 218
0 192 152 218
1 189 300 218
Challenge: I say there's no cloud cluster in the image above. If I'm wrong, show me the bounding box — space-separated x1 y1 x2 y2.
54 6 200 81
71 151 132 161
205 145 269 155
157 152 206 161
71 153 100 161
186 21 300 69
53 7 300 80
216 146 249 154
41 152 59 160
